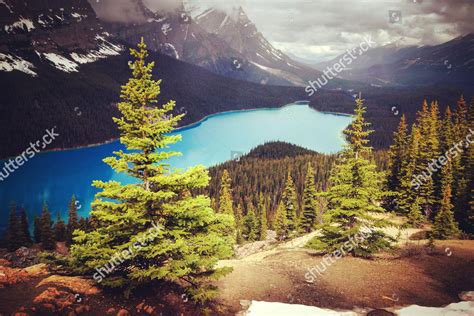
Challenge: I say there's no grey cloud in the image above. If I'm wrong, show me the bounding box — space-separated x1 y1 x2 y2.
88 0 473 61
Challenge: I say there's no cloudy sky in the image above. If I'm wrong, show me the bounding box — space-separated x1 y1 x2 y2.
90 0 474 62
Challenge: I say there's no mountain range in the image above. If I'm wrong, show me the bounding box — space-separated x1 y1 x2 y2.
0 0 472 159
313 34 474 89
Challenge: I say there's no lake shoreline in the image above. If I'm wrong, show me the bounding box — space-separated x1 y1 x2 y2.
2 103 352 160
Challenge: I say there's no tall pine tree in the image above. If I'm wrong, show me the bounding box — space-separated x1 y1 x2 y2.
66 196 79 244
311 96 394 256
397 124 421 214
273 202 288 240
33 215 42 243
243 203 259 241
455 97 474 233
70 39 233 301
40 203 55 250
258 193 268 241
18 208 32 247
433 159 460 239
386 115 409 211
300 163 318 233
281 171 298 235
218 170 235 225
54 212 67 242
5 204 20 251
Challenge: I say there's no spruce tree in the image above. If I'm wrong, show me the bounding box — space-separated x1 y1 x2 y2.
243 204 258 241
33 215 42 243
218 170 236 226
18 208 32 247
273 202 288 240
386 114 409 211
441 107 455 153
397 124 422 215
433 159 460 239
236 228 244 245
66 196 79 244
414 100 438 217
258 193 268 241
40 203 55 250
234 203 243 228
281 171 298 235
70 39 233 301
54 212 67 242
300 163 318 233
77 217 88 232
455 98 474 233
407 197 424 228
312 96 394 256
5 204 20 252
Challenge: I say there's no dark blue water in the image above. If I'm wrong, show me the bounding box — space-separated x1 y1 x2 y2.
0 104 351 228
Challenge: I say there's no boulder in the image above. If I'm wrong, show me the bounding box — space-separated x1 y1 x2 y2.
36 275 101 295
116 309 130 316
0 266 30 287
4 247 40 268
459 291 474 301
33 287 76 313
24 264 49 277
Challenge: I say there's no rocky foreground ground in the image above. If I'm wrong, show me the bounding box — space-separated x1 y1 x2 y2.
1 228 474 315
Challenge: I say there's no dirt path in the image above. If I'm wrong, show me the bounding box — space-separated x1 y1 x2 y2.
215 240 474 315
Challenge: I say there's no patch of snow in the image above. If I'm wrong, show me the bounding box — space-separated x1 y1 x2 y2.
249 61 305 86
71 12 87 22
38 14 54 27
246 301 357 316
398 301 474 315
43 53 79 73
255 52 267 61
163 43 179 59
70 34 123 64
54 14 64 22
161 23 172 36
4 17 35 33
147 17 166 23
246 299 474 316
0 0 13 13
219 15 229 30
0 53 37 76
195 8 215 20
286 62 300 69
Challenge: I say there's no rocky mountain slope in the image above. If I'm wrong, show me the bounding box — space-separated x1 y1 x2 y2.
0 0 312 159
314 34 474 88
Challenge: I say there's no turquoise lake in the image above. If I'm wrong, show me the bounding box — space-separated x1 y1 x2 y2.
0 104 352 228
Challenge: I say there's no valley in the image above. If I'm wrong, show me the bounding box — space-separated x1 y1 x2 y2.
0 0 473 315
